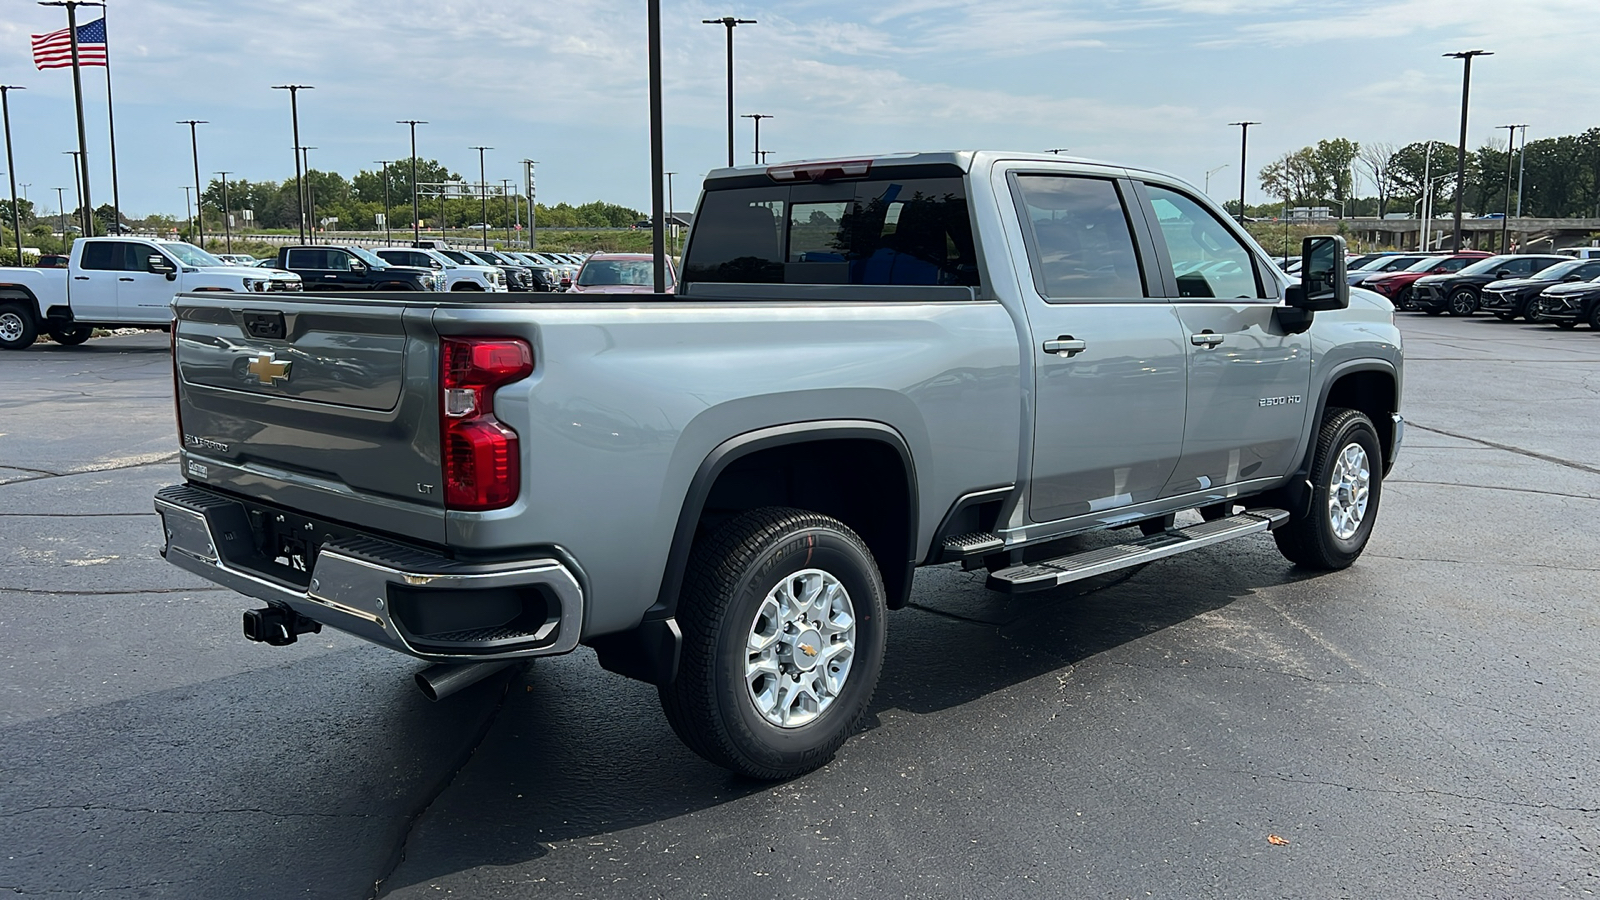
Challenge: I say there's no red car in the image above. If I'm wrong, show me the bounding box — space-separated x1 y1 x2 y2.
1364 252 1492 309
570 252 676 294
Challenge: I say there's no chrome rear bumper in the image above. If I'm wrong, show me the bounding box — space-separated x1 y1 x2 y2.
154 484 584 662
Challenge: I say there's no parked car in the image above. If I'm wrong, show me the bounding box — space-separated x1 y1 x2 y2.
0 237 301 350
469 250 538 291
1362 252 1492 309
1555 247 1600 260
503 253 564 291
274 245 443 292
571 252 677 294
215 254 260 266
1411 254 1568 316
1534 275 1600 330
34 254 69 269
1478 258 1600 322
374 247 505 292
154 149 1401 780
1347 254 1432 286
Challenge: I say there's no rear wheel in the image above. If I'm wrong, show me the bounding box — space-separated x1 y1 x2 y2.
660 507 887 780
1588 304 1600 330
1274 408 1383 571
1493 312 1514 321
1447 288 1477 316
48 323 93 346
0 304 38 351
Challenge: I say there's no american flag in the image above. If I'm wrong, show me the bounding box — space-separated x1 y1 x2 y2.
31 18 108 70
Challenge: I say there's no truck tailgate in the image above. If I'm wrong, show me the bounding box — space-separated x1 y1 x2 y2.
173 292 446 544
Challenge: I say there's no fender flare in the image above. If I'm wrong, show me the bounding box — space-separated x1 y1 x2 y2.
1279 359 1399 516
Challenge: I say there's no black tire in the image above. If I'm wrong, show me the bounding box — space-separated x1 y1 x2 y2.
1522 300 1544 324
1395 287 1414 311
48 323 93 346
1274 408 1383 571
0 303 38 351
660 507 887 780
1556 320 1578 330
1493 312 1514 321
1588 304 1600 331
1446 288 1477 316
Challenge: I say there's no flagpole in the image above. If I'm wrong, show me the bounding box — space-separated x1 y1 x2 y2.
102 0 120 231
38 1 99 238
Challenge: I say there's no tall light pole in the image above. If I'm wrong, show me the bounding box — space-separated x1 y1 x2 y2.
54 186 67 240
300 146 317 241
664 171 676 256
521 159 538 250
702 16 756 168
501 178 513 245
650 0 666 292
63 151 82 230
1 86 24 264
270 85 312 242
741 113 772 165
1444 50 1491 251
1228 121 1259 224
1205 163 1229 196
1496 124 1522 253
1515 124 1528 218
470 146 492 249
216 170 232 253
179 185 192 239
40 1 100 237
375 160 393 245
177 120 207 248
397 120 426 244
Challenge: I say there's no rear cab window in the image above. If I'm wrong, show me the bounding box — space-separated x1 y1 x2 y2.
680 167 980 290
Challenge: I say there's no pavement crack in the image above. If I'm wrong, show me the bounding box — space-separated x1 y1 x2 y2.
1408 422 1600 477
368 667 519 900
1224 770 1600 813
1110 659 1377 687
1386 480 1600 501
1367 554 1600 573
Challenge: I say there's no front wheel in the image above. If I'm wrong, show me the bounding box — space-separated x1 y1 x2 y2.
1588 304 1600 331
1274 408 1383 570
48 324 93 346
1447 288 1477 316
1522 300 1544 324
0 304 38 350
660 507 887 780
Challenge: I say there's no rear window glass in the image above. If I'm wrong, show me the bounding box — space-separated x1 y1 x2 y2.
681 177 979 288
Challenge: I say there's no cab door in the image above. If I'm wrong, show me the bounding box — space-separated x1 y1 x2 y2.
114 242 182 324
1135 182 1311 499
284 247 345 290
1007 171 1188 524
69 241 122 321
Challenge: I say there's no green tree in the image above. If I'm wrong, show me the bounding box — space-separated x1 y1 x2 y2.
1388 141 1459 213
1309 138 1360 214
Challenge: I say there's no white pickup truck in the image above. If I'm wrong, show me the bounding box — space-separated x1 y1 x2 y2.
0 236 302 350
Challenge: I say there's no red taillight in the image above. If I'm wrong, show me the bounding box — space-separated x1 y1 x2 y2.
441 337 534 511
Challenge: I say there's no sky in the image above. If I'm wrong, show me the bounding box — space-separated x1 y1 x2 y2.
2 0 1598 220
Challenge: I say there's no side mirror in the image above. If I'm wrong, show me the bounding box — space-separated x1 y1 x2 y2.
1496 270 1511 279
1285 235 1349 312
1564 274 1583 282
147 254 177 280
349 259 368 274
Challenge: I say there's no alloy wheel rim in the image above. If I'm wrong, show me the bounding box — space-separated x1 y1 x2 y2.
744 567 857 729
0 312 23 342
1328 442 1371 541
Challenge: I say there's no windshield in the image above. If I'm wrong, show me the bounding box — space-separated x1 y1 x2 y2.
1456 256 1516 276
1534 260 1587 280
579 259 656 286
439 250 474 265
1403 256 1450 272
1376 255 1426 271
348 247 390 268
161 242 226 267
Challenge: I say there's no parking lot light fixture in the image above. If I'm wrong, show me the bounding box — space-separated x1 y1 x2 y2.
702 16 756 168
54 186 66 240
176 121 207 247
1497 124 1523 253
270 85 313 243
1444 50 1491 251
375 160 393 246
300 146 317 243
216 170 232 253
63 151 82 228
397 120 426 244
179 185 191 239
1205 163 1228 196
470 146 492 249
741 113 772 165
1228 121 1259 224
1 85 25 264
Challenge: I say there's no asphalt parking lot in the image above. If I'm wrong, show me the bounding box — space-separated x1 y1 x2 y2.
2 315 1598 899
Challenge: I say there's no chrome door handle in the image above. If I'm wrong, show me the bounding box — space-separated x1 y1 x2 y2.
1043 337 1087 357
1190 332 1225 348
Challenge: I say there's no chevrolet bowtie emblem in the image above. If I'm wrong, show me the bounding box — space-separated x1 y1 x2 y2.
799 643 818 657
246 352 291 386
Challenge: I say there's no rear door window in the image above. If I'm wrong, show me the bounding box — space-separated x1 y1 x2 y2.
1012 175 1146 300
681 176 979 288
1145 185 1270 300
285 248 329 270
80 242 123 271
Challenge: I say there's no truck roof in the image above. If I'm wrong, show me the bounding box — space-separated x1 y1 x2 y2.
702 150 1181 189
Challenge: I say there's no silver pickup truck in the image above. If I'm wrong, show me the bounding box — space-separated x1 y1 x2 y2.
155 151 1402 779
